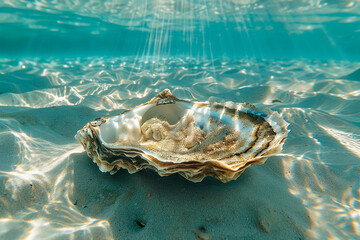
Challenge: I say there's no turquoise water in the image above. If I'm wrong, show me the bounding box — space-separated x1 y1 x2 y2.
0 1 359 240
1 1 359 60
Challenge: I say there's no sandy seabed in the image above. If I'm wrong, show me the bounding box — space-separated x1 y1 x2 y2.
0 57 359 239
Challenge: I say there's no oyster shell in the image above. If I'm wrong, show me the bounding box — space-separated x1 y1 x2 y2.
75 90 289 182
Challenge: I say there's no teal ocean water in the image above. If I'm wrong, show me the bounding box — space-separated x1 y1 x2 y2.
0 1 359 239
1 0 360 60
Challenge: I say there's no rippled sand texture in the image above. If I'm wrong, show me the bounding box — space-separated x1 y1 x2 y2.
0 58 359 239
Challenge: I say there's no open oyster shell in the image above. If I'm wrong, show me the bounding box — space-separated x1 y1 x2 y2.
75 90 289 183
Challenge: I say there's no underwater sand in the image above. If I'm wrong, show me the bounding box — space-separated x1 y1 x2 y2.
0 57 359 239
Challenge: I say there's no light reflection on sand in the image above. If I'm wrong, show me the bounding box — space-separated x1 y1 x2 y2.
0 126 113 239
320 127 360 158
0 57 359 239
280 105 360 239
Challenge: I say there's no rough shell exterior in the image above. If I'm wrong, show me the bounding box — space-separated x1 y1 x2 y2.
75 90 289 182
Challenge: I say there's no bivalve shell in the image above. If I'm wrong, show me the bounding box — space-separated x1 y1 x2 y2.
75 89 289 182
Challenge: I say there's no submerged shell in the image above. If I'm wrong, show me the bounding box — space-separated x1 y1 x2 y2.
75 89 289 182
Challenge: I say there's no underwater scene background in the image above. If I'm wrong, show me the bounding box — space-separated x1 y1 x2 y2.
0 0 359 239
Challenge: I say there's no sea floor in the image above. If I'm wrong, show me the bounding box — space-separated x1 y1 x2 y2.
0 57 359 239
